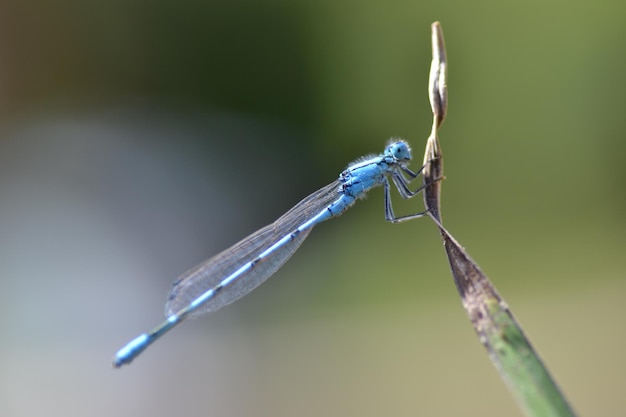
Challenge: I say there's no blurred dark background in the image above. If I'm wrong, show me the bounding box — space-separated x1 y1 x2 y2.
0 1 624 416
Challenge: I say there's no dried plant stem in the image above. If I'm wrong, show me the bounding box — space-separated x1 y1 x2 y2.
421 21 576 417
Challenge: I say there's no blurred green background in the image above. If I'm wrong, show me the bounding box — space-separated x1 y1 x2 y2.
0 1 624 416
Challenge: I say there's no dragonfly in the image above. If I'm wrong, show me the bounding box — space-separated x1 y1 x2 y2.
113 139 432 367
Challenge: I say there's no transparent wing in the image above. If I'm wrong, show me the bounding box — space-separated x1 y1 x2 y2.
165 181 341 317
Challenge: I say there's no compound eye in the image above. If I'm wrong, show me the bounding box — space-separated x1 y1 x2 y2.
390 141 411 161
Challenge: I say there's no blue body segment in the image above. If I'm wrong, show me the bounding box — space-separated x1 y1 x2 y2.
113 140 428 367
